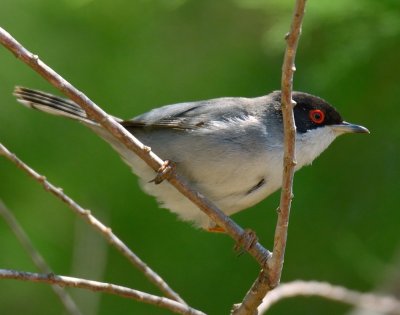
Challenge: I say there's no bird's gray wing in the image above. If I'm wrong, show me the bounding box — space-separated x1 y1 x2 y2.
121 97 255 130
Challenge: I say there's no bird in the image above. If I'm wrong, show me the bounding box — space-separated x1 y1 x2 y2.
13 87 369 231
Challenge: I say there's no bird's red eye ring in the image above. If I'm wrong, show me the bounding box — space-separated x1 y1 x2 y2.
309 109 325 124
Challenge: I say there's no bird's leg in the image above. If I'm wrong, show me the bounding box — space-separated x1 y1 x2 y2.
207 225 226 233
207 223 258 254
205 220 227 233
150 160 176 184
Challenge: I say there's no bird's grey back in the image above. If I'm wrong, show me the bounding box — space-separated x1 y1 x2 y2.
119 93 285 172
124 94 281 131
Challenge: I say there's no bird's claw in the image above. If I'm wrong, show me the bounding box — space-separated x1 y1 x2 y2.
150 160 176 184
234 229 258 254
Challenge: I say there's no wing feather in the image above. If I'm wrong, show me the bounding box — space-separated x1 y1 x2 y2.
121 97 255 130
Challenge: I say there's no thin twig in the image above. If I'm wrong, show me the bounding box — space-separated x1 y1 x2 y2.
0 200 82 315
232 1 307 314
0 26 271 267
0 269 206 315
0 142 185 304
258 280 400 314
271 0 307 284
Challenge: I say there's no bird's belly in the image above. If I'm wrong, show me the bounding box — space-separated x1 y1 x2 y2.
102 129 283 228
199 165 283 216
172 151 284 218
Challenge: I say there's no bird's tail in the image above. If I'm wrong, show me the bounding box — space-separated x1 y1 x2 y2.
13 86 96 125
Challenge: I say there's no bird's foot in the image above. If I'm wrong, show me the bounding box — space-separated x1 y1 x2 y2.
234 229 258 254
150 160 176 184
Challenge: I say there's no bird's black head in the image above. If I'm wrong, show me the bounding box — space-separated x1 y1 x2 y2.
292 92 343 133
269 91 369 135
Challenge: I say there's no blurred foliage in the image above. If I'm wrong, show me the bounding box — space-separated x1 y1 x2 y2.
0 0 399 314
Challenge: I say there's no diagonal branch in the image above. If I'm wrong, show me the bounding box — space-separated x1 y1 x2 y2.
232 1 307 314
0 269 205 315
0 26 271 267
0 142 185 305
0 200 82 315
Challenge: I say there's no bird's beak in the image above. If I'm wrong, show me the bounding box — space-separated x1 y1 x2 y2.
331 121 370 134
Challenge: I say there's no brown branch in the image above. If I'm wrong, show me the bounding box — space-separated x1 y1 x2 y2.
0 200 82 315
232 1 307 314
271 0 307 284
0 142 185 305
258 280 400 314
0 26 271 267
0 269 205 315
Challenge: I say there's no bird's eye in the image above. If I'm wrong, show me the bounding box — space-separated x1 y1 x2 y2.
309 109 325 124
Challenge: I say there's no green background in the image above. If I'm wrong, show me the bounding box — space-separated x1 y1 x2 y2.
1 0 399 314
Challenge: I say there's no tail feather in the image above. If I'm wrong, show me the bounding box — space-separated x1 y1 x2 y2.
14 86 95 125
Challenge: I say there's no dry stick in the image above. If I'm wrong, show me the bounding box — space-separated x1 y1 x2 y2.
0 27 271 267
258 280 400 314
0 200 83 315
271 0 307 285
0 143 185 305
232 1 307 314
0 269 206 315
